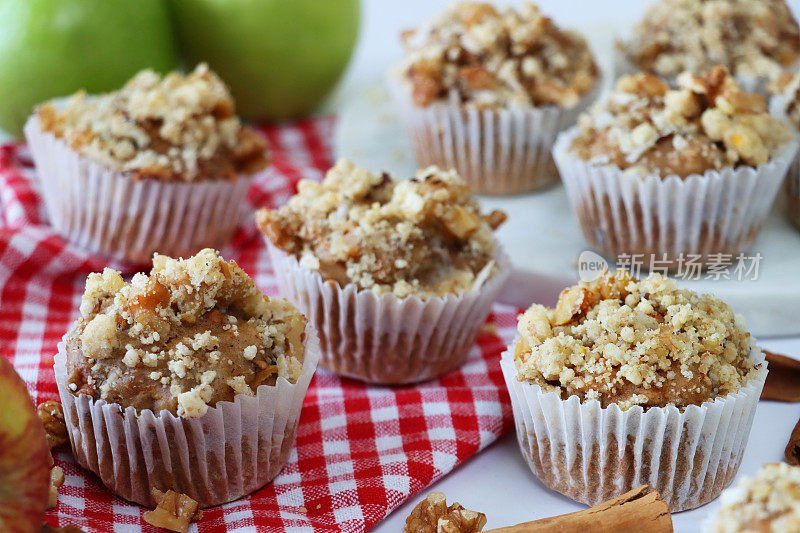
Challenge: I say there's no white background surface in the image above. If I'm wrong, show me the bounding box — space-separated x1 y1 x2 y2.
330 1 800 531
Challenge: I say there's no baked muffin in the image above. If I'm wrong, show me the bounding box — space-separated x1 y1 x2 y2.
618 0 800 93
54 249 319 507
500 269 767 511
771 73 800 231
553 65 797 268
706 463 800 532
388 1 600 195
257 158 509 384
24 64 269 263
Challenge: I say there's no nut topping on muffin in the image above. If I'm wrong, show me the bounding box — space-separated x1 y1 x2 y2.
257 159 506 298
621 0 800 82
709 463 800 532
36 64 269 181
571 65 792 177
514 269 758 409
399 2 598 108
66 249 307 418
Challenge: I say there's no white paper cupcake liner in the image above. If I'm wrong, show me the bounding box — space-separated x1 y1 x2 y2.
553 126 799 267
24 115 258 264
500 338 767 512
387 72 600 195
787 153 800 230
266 240 510 384
770 95 800 231
53 325 320 508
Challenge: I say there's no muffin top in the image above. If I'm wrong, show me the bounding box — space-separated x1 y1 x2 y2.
570 65 792 178
399 2 598 109
710 463 800 532
514 269 758 410
36 64 269 182
773 73 800 130
257 159 506 298
621 0 800 82
66 249 307 418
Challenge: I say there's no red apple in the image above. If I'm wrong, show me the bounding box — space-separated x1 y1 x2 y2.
0 356 51 533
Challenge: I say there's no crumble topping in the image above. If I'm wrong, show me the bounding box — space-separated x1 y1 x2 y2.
514 269 757 410
773 72 800 130
66 249 307 418
257 159 506 298
621 0 800 82
37 64 269 182
710 463 800 532
570 65 792 178
399 2 598 108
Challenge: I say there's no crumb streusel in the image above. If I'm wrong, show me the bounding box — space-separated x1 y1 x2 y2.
514 269 757 409
37 64 269 182
621 0 800 82
710 463 800 532
571 65 792 177
257 159 506 298
66 249 306 418
399 1 598 109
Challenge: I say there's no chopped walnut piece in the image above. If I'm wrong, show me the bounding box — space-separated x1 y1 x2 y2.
143 488 203 533
37 400 68 450
405 492 487 533
49 466 65 509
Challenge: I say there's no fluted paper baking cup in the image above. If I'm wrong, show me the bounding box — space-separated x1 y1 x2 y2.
500 338 767 512
553 126 799 267
24 115 258 264
53 325 320 508
266 241 510 384
770 95 800 231
386 72 600 195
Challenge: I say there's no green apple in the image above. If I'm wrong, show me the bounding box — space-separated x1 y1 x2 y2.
170 0 359 121
0 356 51 532
0 0 176 137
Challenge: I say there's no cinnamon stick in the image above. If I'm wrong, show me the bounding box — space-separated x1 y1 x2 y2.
761 350 800 402
787 417 800 466
484 485 672 533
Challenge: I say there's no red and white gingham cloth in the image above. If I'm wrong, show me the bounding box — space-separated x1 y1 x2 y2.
0 118 518 532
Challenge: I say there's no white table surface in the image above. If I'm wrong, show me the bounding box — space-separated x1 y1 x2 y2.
332 1 800 531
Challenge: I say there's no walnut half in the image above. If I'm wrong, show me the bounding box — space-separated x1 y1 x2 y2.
405 492 487 533
143 488 203 533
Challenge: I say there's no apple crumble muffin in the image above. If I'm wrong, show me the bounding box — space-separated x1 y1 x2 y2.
65 248 306 418
399 1 598 108
571 65 792 178
36 63 269 181
709 463 800 532
621 0 800 83
257 159 506 298
514 269 758 409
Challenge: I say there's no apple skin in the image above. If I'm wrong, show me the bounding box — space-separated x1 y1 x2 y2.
169 0 360 121
0 0 177 137
0 356 51 533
